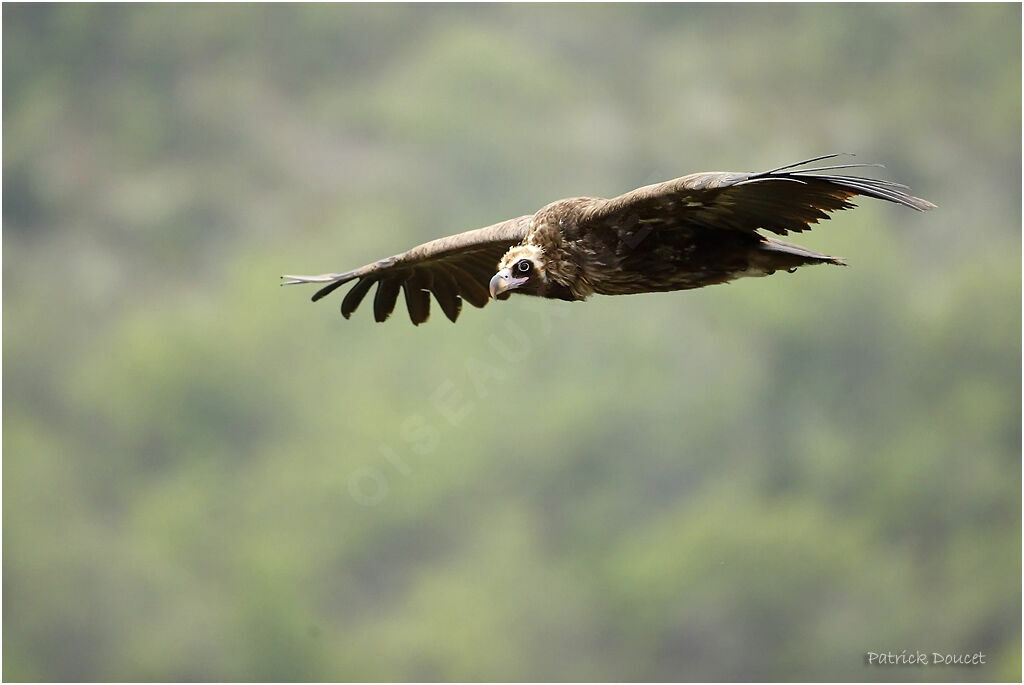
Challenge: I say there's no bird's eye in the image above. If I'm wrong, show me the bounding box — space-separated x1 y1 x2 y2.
516 260 532 274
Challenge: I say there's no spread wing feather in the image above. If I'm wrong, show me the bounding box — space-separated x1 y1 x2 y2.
583 154 935 236
372 277 402 323
402 272 431 326
427 269 462 323
340 277 374 319
282 215 531 324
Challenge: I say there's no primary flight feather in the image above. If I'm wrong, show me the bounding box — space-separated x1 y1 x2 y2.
283 154 934 325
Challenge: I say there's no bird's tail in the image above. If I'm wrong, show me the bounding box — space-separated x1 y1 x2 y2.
751 237 846 273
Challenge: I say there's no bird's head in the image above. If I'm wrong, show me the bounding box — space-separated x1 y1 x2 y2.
490 244 548 300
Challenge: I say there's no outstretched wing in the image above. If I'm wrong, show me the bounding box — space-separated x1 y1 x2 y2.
581 154 935 236
282 215 530 325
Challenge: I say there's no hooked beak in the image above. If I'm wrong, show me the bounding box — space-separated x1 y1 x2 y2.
489 268 528 300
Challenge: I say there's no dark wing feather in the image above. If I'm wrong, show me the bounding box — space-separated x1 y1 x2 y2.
283 216 531 324
402 271 432 326
582 154 934 236
427 269 462 323
340 277 375 319
443 261 493 308
373 276 402 323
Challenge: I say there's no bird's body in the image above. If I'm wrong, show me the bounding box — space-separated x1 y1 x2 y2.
283 155 934 324
510 197 840 300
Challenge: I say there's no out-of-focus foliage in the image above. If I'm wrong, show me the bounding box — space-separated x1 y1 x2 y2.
3 4 1020 681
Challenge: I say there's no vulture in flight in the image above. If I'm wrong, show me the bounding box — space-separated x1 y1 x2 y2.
283 154 933 324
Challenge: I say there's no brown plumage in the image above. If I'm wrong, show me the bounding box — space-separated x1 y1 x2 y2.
283 155 934 324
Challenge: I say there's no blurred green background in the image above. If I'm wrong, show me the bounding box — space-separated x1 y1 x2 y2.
3 3 1021 682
